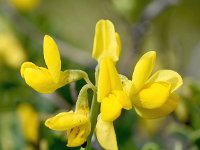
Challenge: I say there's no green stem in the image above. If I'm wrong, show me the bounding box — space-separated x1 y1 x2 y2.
81 93 99 150
81 65 99 150
78 70 93 86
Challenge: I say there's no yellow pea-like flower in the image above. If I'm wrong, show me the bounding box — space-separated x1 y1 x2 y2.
21 35 88 94
98 57 132 122
93 20 126 150
17 103 39 143
92 20 121 62
45 84 92 147
96 57 131 150
0 16 26 68
122 51 183 119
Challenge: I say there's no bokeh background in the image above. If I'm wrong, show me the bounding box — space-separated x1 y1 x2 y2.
0 0 200 149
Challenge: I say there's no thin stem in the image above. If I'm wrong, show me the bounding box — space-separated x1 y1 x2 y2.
81 65 100 150
84 76 95 89
82 93 99 150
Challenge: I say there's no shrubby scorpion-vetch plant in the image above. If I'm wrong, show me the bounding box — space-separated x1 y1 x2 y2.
20 19 183 150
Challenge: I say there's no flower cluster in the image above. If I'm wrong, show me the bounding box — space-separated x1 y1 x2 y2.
21 19 183 150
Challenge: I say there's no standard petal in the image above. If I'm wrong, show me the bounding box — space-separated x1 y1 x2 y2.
92 20 120 62
98 57 122 102
23 67 59 93
101 94 122 122
147 70 183 92
45 112 88 131
96 115 118 150
134 93 179 119
67 121 91 147
43 35 61 83
133 82 171 109
132 51 156 92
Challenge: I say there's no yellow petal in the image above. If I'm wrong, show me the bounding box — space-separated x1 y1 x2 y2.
115 32 121 59
147 70 183 92
22 65 85 93
92 20 120 62
45 112 88 131
20 62 38 78
132 51 156 92
96 115 118 150
101 94 122 122
112 90 132 110
43 35 61 83
98 57 122 102
23 67 60 93
67 121 91 147
133 82 171 109
135 93 179 119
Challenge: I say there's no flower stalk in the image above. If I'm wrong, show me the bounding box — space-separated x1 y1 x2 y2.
82 66 100 150
81 93 99 150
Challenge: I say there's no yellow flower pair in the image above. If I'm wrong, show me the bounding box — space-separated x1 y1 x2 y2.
93 20 132 122
20 35 94 147
93 20 182 150
92 20 132 150
20 19 183 150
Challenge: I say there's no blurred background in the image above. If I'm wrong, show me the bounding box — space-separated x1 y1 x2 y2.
0 0 200 149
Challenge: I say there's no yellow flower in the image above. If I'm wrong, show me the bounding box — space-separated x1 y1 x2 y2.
92 20 121 62
0 17 26 68
45 84 92 147
93 20 126 150
98 57 132 122
122 51 183 119
96 57 131 149
17 103 39 143
21 35 88 94
11 0 39 11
